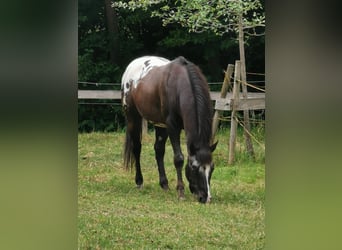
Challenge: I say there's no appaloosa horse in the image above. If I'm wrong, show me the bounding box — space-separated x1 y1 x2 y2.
121 56 217 203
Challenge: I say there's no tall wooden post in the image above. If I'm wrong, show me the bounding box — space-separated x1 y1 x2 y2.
238 14 255 159
228 61 241 164
211 64 234 142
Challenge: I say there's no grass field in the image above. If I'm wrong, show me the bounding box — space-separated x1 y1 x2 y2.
78 128 265 249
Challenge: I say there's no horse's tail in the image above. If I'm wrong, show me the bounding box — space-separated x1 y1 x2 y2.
123 118 142 170
123 128 134 170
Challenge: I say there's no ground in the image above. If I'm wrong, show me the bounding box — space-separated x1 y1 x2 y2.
78 129 265 249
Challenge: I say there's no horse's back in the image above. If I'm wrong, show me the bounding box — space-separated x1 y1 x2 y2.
121 56 170 106
121 56 170 90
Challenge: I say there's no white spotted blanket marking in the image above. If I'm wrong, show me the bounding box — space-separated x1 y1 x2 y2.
121 56 170 106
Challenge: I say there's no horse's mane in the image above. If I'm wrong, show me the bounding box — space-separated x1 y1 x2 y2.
174 57 213 147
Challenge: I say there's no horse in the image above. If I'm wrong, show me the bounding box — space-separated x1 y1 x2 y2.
121 56 218 203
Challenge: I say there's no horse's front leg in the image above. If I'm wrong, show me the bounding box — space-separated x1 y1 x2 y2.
167 127 185 200
154 126 169 190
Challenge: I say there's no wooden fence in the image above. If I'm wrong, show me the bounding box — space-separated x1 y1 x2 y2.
78 89 264 108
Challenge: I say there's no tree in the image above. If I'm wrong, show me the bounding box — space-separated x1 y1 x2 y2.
113 0 264 36
78 0 264 132
105 0 120 65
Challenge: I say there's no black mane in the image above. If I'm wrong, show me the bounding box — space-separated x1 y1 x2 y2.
175 57 213 147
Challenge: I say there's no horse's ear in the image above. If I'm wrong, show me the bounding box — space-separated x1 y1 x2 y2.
210 141 218 152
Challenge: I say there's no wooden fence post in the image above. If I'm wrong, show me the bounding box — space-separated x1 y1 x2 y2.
240 63 255 160
228 61 241 164
211 64 234 142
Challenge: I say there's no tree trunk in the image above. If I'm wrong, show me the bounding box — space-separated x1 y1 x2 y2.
238 14 255 160
104 0 120 65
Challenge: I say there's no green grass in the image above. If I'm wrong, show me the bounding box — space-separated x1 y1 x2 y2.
78 128 265 249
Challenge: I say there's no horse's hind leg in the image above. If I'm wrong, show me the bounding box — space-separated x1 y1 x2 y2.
154 126 169 190
126 112 143 188
133 129 143 188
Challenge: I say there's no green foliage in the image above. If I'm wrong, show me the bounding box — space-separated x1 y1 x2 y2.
78 104 125 133
78 49 120 83
78 129 265 248
79 0 119 83
78 0 265 132
159 29 236 49
114 0 265 36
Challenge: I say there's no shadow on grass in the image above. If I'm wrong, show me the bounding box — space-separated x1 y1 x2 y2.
101 174 263 207
80 161 264 207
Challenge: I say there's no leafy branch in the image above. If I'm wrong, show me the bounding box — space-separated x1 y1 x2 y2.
113 0 265 37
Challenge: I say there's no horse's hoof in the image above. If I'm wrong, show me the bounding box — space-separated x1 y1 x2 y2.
161 184 170 191
178 195 186 201
178 190 185 201
177 189 185 197
136 184 143 189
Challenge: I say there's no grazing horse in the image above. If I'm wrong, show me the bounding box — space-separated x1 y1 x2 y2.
121 56 217 203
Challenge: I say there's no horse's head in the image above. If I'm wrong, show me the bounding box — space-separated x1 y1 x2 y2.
186 141 218 203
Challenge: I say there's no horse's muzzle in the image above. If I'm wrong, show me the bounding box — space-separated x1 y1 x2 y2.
198 195 211 203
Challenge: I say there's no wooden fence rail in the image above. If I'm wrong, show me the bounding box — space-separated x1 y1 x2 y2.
78 89 265 111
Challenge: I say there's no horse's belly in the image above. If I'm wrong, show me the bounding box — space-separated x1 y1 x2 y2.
131 76 167 124
136 103 166 124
